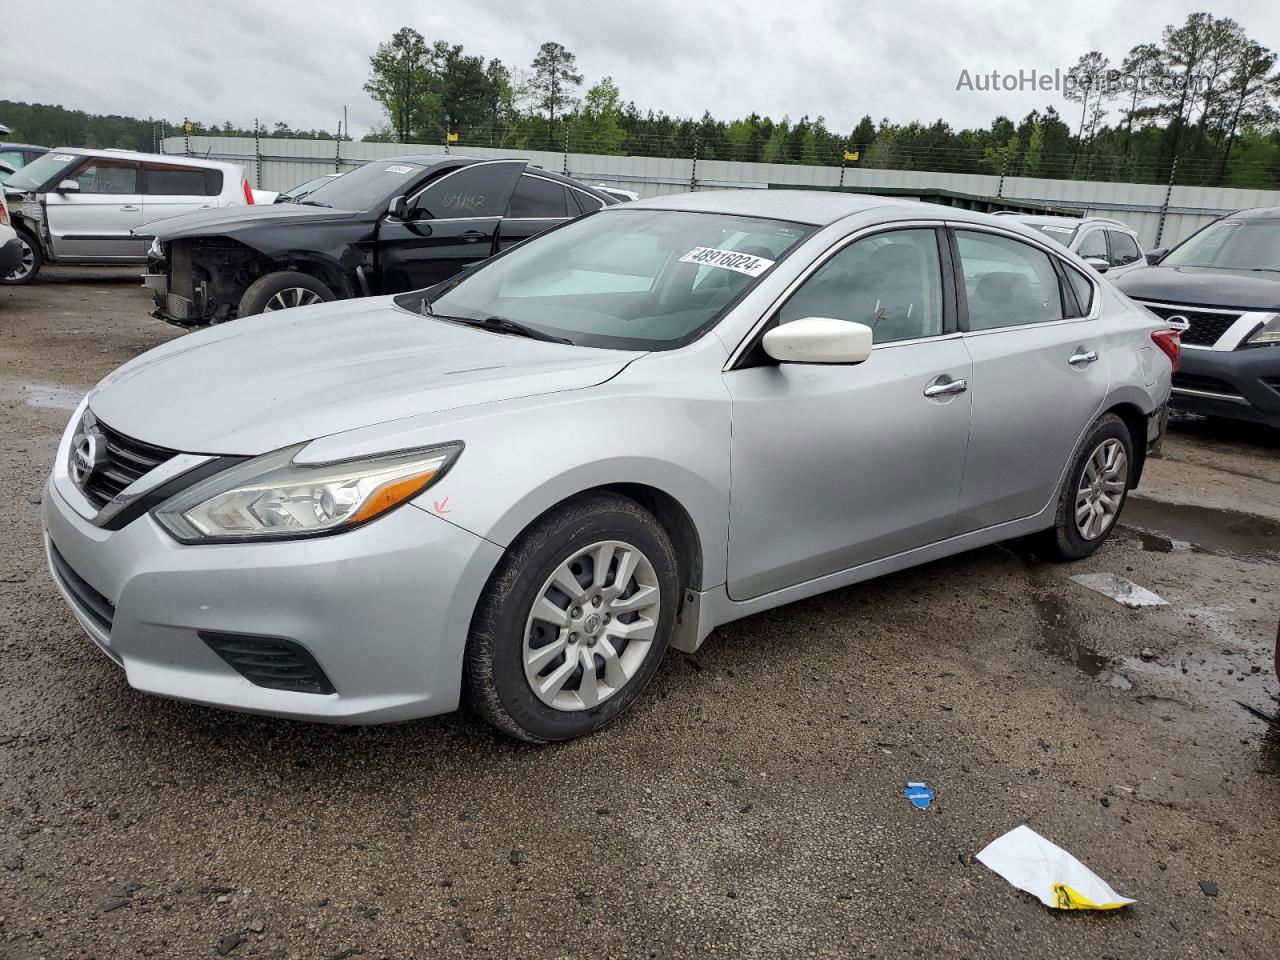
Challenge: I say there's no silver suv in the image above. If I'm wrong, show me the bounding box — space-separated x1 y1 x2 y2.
998 214 1147 279
1 148 261 284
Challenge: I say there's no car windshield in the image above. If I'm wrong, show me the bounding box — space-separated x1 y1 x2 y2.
1161 219 1280 271
2 151 82 192
402 208 814 350
281 174 337 201
1029 223 1078 246
297 160 428 209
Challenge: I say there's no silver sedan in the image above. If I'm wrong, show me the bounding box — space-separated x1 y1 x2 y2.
43 190 1176 741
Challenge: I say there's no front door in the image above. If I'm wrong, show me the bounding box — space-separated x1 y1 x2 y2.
45 156 146 260
725 226 972 600
376 160 524 292
950 227 1110 531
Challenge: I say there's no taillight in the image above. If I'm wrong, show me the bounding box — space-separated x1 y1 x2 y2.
1151 329 1181 373
0 196 8 226
242 179 254 205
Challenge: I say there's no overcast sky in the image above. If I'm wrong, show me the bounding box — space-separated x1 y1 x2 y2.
6 0 1278 138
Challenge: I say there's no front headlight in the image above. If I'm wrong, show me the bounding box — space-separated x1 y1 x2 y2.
153 442 462 543
1245 313 1280 345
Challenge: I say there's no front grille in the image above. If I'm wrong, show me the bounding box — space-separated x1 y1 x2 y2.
1171 373 1243 397
1138 302 1242 347
81 418 176 510
48 542 114 633
200 632 336 695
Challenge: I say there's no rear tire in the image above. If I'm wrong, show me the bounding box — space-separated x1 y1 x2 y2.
464 493 680 743
237 270 335 317
1 229 41 285
1037 413 1134 561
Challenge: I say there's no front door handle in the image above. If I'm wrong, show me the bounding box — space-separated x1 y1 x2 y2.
1068 349 1099 366
460 230 487 241
924 378 968 398
119 205 140 212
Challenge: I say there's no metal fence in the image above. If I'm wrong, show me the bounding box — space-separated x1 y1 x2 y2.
166 135 1280 249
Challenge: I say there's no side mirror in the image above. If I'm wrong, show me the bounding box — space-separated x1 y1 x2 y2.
56 179 81 194
1084 256 1110 274
762 317 873 365
387 195 407 219
1145 248 1167 265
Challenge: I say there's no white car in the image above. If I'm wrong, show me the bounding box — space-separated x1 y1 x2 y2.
0 192 22 280
997 214 1147 279
1 148 262 284
592 184 640 203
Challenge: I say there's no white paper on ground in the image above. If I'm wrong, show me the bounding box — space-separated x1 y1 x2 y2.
1070 573 1167 608
975 825 1135 910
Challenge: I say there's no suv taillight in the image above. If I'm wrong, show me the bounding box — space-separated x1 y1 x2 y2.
242 179 255 205
0 196 8 226
1151 329 1181 373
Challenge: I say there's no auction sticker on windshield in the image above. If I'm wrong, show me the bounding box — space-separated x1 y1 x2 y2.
385 165 415 174
679 246 775 277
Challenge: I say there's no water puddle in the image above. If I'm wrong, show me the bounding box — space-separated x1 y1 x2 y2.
1029 592 1132 689
0 376 85 412
1121 497 1280 559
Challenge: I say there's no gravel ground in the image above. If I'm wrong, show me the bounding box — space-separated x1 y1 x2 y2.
2 268 1278 960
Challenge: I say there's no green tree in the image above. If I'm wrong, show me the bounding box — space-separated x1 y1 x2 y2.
575 77 627 154
528 41 583 149
363 27 431 143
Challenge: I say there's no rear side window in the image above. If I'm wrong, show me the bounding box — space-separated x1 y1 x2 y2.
143 163 219 196
507 175 569 218
1108 230 1141 265
955 230 1066 330
71 158 138 194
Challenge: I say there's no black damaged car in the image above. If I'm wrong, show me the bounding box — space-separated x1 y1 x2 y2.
140 155 618 326
1115 205 1280 428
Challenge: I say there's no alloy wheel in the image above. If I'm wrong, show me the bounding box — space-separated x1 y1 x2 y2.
1075 438 1127 540
522 539 661 712
263 287 323 311
5 237 35 281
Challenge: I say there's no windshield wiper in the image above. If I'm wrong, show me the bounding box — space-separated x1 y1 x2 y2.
420 302 571 344
297 199 330 207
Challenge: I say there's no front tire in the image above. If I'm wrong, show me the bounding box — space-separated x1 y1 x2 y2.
1038 413 1134 561
237 270 335 317
464 493 680 743
1 230 42 285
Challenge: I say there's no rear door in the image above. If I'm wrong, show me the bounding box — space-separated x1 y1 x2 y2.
44 156 146 260
140 162 221 229
951 226 1110 532
497 173 573 251
376 160 523 292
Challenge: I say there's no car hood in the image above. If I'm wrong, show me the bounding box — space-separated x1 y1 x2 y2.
1115 265 1280 311
138 204 362 240
87 298 641 455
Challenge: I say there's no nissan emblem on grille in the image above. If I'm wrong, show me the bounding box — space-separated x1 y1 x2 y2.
69 429 101 488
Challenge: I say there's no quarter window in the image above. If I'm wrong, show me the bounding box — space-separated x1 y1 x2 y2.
1076 229 1108 261
1064 267 1094 315
1108 230 1141 265
412 163 518 219
571 190 605 214
71 158 138 194
777 228 945 344
507 175 570 219
955 230 1067 330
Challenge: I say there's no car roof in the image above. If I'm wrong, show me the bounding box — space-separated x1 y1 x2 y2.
1226 206 1280 220
1006 213 1137 233
0 143 48 152
46 147 244 174
622 188 1065 228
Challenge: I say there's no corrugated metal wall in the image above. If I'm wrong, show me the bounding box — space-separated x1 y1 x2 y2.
167 136 1280 249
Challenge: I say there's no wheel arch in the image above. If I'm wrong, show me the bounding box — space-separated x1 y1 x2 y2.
1101 400 1150 487
262 253 355 299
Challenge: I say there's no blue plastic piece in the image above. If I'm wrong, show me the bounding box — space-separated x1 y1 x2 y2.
904 781 935 810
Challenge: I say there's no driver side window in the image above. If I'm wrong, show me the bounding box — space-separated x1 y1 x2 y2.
411 164 515 219
777 228 944 343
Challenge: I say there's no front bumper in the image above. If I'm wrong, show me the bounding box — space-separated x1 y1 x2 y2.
42 473 503 724
0 235 22 275
1172 347 1280 427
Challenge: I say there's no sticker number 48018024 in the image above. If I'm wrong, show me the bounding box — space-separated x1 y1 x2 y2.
678 246 775 277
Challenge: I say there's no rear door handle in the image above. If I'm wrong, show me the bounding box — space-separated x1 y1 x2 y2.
924 378 968 398
119 205 140 212
1068 350 1099 365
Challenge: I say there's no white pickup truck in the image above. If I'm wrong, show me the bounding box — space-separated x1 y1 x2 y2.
1 148 267 284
